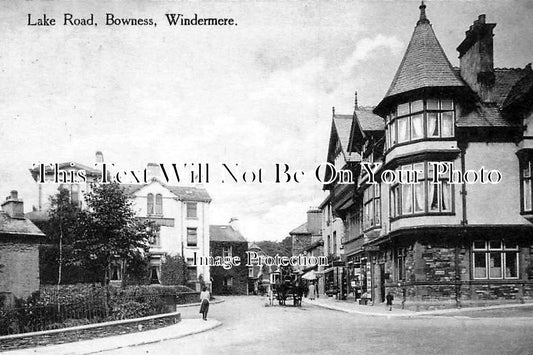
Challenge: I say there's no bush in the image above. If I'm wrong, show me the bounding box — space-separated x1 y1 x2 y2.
160 254 187 286
112 301 152 320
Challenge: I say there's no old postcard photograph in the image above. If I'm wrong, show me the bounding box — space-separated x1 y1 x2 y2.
1 0 533 354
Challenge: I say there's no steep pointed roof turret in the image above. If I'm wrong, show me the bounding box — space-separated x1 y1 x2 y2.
375 2 464 114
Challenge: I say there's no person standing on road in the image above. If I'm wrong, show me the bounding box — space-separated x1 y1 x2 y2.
199 286 210 321
386 292 394 311
308 282 316 300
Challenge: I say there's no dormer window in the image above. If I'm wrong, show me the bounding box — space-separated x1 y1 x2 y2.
385 98 455 150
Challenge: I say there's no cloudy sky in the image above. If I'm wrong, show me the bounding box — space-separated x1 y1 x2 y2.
0 0 532 241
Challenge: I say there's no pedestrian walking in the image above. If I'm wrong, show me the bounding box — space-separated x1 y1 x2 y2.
199 286 210 320
308 282 316 300
386 292 394 311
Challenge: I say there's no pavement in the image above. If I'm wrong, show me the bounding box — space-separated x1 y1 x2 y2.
3 318 222 355
302 296 533 318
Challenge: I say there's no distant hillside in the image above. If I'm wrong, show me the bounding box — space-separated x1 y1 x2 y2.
256 236 292 257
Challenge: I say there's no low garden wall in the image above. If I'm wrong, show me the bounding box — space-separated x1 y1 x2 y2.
0 284 198 336
0 311 181 352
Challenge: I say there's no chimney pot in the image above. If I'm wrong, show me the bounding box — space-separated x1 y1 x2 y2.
478 14 486 24
2 191 24 218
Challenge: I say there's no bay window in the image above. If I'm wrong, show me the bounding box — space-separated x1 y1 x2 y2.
390 161 453 218
363 183 381 230
473 241 519 279
385 98 455 150
521 159 533 213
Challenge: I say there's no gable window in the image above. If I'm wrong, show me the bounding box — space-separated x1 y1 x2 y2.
363 183 381 230
187 202 198 218
155 194 163 215
147 193 154 215
223 246 232 258
187 228 198 247
390 161 453 218
385 98 455 150
473 241 519 279
521 159 532 212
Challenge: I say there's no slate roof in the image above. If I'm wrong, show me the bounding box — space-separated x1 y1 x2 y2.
0 212 45 238
503 66 533 108
332 114 361 163
457 103 517 128
382 7 464 100
333 114 353 154
210 225 246 242
289 222 309 235
122 179 211 202
456 67 532 127
355 108 384 132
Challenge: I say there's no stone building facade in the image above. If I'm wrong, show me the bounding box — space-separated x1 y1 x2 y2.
209 220 248 295
331 3 533 308
0 191 45 307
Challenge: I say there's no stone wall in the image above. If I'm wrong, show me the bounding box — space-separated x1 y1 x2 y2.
0 312 181 351
0 240 40 306
210 241 248 295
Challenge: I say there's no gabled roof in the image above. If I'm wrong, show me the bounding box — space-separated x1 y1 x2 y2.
122 179 211 202
289 222 309 235
457 103 518 128
356 108 385 132
348 108 384 152
210 225 246 242
0 212 45 238
326 113 361 164
503 66 533 108
377 3 464 110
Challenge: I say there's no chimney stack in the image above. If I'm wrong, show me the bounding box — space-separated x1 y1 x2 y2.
95 151 104 163
2 190 25 219
306 207 321 236
457 14 496 102
147 163 162 180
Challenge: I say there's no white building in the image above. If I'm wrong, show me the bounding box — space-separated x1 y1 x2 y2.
123 179 211 288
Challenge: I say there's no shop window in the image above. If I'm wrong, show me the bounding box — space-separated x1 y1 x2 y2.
472 241 519 279
385 98 455 150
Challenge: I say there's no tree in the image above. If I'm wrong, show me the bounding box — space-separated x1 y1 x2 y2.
73 183 154 286
257 236 292 257
160 254 187 286
46 189 82 287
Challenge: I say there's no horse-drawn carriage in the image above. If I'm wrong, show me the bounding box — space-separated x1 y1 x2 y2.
269 266 306 307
